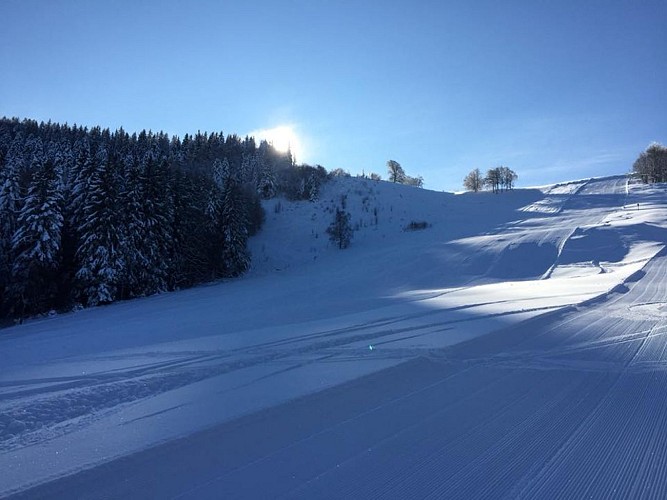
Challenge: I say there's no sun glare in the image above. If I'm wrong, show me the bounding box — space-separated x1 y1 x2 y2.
250 125 304 162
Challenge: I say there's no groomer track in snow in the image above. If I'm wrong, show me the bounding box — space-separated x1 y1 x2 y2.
2 175 667 498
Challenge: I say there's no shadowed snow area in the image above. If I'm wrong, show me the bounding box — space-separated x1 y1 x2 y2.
2 175 667 498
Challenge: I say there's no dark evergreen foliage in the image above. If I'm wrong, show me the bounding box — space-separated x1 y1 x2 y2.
0 117 311 320
326 208 353 249
404 221 429 231
276 164 328 201
7 140 63 316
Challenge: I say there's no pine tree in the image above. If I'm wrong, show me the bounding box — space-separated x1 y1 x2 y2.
118 152 144 297
212 157 228 190
168 166 196 287
0 118 268 319
326 208 353 249
8 140 63 316
74 146 125 306
52 140 77 309
0 139 24 312
258 162 276 199
180 174 217 284
70 137 95 233
135 152 173 294
240 153 251 185
220 175 250 276
248 151 263 190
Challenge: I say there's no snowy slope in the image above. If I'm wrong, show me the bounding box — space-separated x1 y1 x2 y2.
1 175 667 497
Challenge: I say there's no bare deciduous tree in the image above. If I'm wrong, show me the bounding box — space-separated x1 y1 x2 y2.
463 168 483 192
633 143 667 184
484 166 517 193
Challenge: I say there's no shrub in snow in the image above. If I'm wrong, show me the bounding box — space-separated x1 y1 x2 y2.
404 221 429 231
328 168 351 178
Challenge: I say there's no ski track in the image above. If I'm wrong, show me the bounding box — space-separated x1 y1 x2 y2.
4 176 667 498
279 251 667 500
0 297 570 452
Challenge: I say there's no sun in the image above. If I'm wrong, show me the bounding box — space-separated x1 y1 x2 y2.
249 125 304 163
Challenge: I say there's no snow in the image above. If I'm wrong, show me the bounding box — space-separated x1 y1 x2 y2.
2 175 667 497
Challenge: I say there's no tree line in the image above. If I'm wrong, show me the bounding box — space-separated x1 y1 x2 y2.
0 118 322 320
0 115 534 322
633 143 667 184
463 166 517 193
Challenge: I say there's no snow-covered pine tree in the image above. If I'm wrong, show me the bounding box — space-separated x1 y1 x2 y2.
249 150 263 190
204 158 230 279
51 140 77 307
240 153 251 186
220 176 250 276
212 157 229 190
69 137 95 233
176 172 216 284
74 146 125 306
118 152 144 297
0 137 26 313
258 162 276 199
8 139 63 316
167 166 190 288
306 173 319 201
134 151 173 295
204 157 241 274
242 183 265 237
0 118 269 319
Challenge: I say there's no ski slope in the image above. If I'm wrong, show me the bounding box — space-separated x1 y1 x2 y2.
1 175 667 498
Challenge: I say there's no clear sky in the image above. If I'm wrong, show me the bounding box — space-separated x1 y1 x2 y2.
1 0 665 191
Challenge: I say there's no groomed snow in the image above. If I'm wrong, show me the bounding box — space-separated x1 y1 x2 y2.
1 175 667 498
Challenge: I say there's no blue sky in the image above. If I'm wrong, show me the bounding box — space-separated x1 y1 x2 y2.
1 0 665 191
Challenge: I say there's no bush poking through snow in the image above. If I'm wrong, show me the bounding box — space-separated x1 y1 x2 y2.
328 168 351 178
404 221 430 231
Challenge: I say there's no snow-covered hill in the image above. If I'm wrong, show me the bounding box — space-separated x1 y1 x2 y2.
2 175 667 498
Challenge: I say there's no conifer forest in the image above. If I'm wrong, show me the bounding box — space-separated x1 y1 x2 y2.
0 118 326 320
